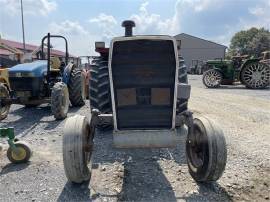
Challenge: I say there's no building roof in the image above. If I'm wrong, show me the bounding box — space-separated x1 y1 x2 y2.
0 49 14 56
174 33 227 48
0 38 76 57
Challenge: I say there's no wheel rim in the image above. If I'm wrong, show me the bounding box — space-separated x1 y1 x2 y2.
187 124 207 169
242 63 270 88
11 147 27 161
204 70 222 87
0 85 10 117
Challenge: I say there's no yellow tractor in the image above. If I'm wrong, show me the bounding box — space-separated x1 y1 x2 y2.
0 67 11 120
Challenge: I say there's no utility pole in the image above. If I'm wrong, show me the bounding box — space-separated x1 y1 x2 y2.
20 0 26 53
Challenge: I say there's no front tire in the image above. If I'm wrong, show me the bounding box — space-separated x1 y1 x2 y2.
0 83 11 121
63 115 94 183
186 116 227 182
203 69 222 88
51 82 69 120
7 141 32 163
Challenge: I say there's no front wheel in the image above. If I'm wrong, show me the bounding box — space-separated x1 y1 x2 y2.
63 115 94 183
7 141 32 163
0 83 11 121
202 69 222 88
51 82 69 120
186 116 227 182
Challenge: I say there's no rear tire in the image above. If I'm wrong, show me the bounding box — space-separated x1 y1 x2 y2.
186 116 227 182
68 67 86 107
63 115 94 183
89 57 112 114
177 59 188 114
241 62 270 89
51 82 69 120
0 83 11 121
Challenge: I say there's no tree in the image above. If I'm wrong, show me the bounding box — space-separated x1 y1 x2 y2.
228 27 270 57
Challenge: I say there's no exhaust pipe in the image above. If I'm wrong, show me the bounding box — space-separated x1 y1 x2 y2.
122 20 135 37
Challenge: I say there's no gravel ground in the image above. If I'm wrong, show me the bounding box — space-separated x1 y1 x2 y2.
0 75 269 202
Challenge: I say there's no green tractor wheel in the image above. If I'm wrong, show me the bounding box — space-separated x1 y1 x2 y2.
0 83 11 121
202 69 222 88
7 141 32 163
241 62 270 89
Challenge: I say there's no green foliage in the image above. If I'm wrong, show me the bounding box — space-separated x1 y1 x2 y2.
229 28 270 57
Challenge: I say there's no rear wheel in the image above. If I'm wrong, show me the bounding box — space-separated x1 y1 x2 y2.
186 116 227 182
63 115 94 183
68 67 86 107
89 57 112 130
89 57 112 114
51 82 69 120
203 69 222 88
177 60 188 114
241 62 270 89
0 83 11 121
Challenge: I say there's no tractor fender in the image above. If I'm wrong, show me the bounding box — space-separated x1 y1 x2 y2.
239 58 260 83
63 63 76 85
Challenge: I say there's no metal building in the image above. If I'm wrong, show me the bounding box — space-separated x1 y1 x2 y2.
174 33 227 67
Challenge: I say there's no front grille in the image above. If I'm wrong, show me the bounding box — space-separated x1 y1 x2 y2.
111 39 176 129
9 77 41 96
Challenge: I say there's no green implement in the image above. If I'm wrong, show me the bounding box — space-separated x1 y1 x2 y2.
0 127 32 163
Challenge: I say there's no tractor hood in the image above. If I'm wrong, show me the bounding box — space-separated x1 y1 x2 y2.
9 60 47 77
206 60 231 65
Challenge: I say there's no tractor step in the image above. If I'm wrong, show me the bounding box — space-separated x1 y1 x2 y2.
113 127 187 148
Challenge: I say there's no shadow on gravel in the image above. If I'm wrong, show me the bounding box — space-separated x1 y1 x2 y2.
57 181 91 202
1 105 62 135
207 85 270 91
176 182 232 202
117 150 177 202
0 162 30 175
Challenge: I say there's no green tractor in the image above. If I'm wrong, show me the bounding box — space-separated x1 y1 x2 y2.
202 55 270 89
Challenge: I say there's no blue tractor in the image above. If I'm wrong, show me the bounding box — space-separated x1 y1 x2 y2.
0 33 85 120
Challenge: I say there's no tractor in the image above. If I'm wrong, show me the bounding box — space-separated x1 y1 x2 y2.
62 20 227 184
202 55 270 89
0 33 85 120
0 67 11 120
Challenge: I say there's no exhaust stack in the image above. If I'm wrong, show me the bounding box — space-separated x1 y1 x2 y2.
122 20 135 37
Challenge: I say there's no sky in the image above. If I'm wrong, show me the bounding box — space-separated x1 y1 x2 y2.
0 0 269 56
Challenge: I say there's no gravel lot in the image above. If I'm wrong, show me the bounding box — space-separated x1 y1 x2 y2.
0 75 269 202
